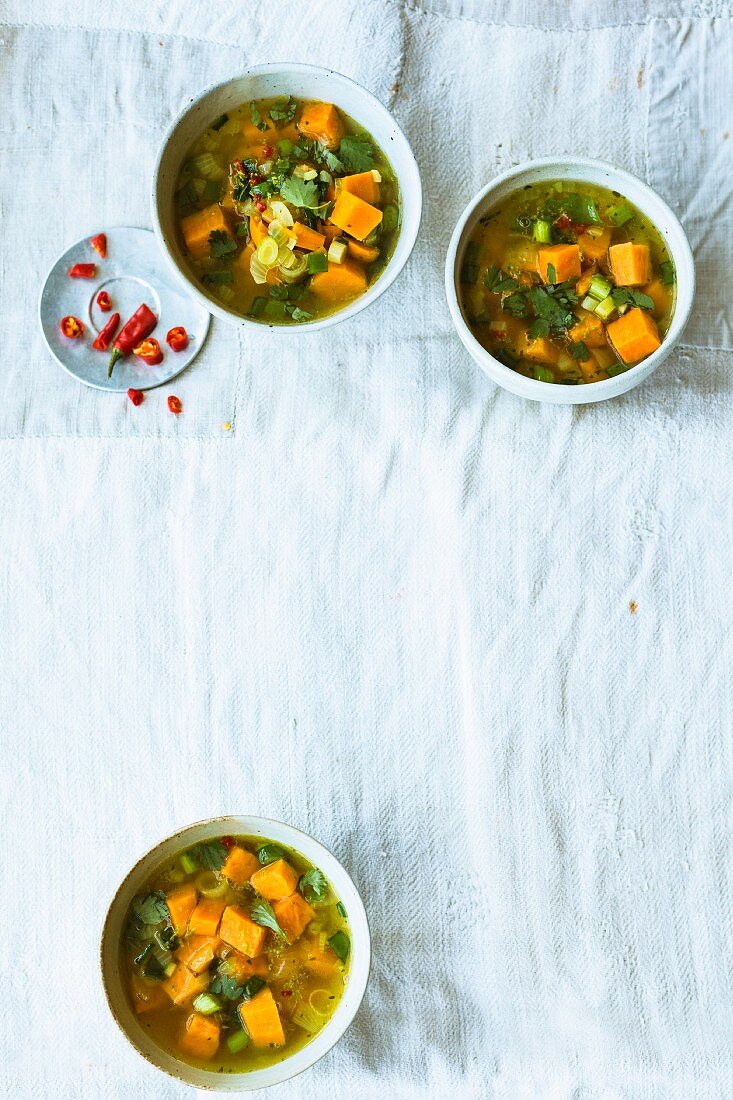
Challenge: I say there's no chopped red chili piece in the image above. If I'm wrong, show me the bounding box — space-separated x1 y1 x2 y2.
166 326 189 352
168 395 182 415
96 290 113 312
554 214 572 231
59 315 84 339
132 337 163 366
221 836 235 850
108 303 157 377
90 233 107 259
255 199 267 212
250 173 262 184
127 388 144 406
92 312 121 351
68 263 97 279
262 145 275 157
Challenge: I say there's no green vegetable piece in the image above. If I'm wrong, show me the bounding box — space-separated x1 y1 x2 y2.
209 971 244 1001
307 251 329 274
660 260 676 286
175 180 198 209
546 262 557 285
227 1029 250 1054
607 201 635 226
570 340 590 360
202 180 222 203
263 300 287 320
241 976 266 1001
180 852 197 875
250 899 286 940
460 242 479 285
203 270 234 285
382 204 399 232
327 931 350 962
268 96 297 124
299 868 329 904
134 942 154 966
235 221 250 239
594 295 617 321
250 100 268 132
527 318 550 339
188 840 228 870
561 192 603 226
533 365 555 382
533 219 552 243
610 288 655 312
248 296 267 318
277 138 294 155
588 274 612 301
280 176 319 209
211 113 229 131
257 845 285 867
209 229 237 260
289 307 313 323
338 134 375 172
155 927 180 952
607 362 629 376
141 953 166 981
336 901 347 919
192 993 223 1015
131 891 170 926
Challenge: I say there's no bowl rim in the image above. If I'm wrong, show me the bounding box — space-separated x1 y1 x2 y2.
444 155 695 404
100 814 371 1091
151 62 422 332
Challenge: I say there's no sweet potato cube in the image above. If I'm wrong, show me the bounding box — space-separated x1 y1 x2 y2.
273 892 315 943
338 171 380 204
298 936 338 979
180 1012 221 1061
297 102 345 149
129 973 169 1015
578 356 606 381
188 896 226 937
309 259 368 302
606 307 661 363
641 278 669 316
250 858 300 900
181 203 229 260
219 904 267 957
226 951 269 983
329 191 383 241
608 242 652 286
249 216 269 248
571 311 607 347
222 845 260 887
176 934 221 975
536 244 581 284
292 222 326 251
238 988 285 1047
347 239 379 264
166 884 198 935
578 227 612 262
517 333 559 366
162 963 210 1005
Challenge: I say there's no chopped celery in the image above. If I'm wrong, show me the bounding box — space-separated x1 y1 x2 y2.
533 219 552 243
581 295 598 312
533 365 555 382
277 138 293 155
191 152 225 180
192 993 223 1015
227 1029 250 1054
264 300 287 320
180 852 197 875
588 274 612 301
202 180 222 203
307 251 329 274
594 295 617 321
248 297 267 317
660 260 676 285
328 239 348 264
607 201 634 226
256 237 279 267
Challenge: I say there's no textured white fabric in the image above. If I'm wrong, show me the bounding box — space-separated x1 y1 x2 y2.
2 2 733 1098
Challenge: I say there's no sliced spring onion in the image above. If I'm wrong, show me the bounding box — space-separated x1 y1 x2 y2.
195 870 228 898
533 365 555 382
264 299 287 320
227 1029 250 1054
606 201 634 226
319 170 333 184
192 993 223 1015
270 202 294 228
180 852 197 875
581 295 599 313
260 159 273 175
164 962 177 978
328 239 348 264
594 295 617 321
248 296 267 317
279 253 308 282
256 237 280 267
250 254 269 284
302 169 318 181
307 251 329 274
588 274 612 301
532 219 552 244
268 220 293 248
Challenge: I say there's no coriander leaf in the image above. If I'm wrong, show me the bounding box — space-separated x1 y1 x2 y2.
268 285 290 301
250 101 268 132
251 899 286 940
321 146 345 173
268 96 297 124
209 972 244 1001
527 286 577 333
299 868 328 904
235 220 249 239
131 891 170 926
611 288 655 311
289 306 313 323
257 843 285 865
570 340 589 360
338 135 375 173
527 318 550 339
241 976 266 1001
189 839 228 870
175 180 198 209
546 262 557 285
209 229 237 259
484 266 518 294
502 291 531 318
660 260 676 286
279 176 319 209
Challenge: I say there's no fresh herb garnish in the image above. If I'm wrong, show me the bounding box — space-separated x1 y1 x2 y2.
188 839 228 870
203 270 235 285
175 180 198 209
209 972 245 1001
611 288 655 311
570 340 590 360
209 229 237 260
131 891 170 926
502 291 531 318
288 306 313 322
257 843 285 865
327 931 350 962
299 868 328 904
241 976 266 1001
338 134 374 172
501 280 578 334
211 113 229 131
268 284 290 301
235 220 249 240
268 96 298 124
251 899 286 940
660 260 676 286
484 265 519 294
280 176 319 209
527 318 550 339
546 262 557 285
202 180 222 203
250 101 268 132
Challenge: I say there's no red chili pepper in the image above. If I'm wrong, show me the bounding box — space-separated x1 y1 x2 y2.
255 199 267 212
166 326 189 352
132 337 163 366
108 303 157 377
262 145 275 157
68 263 97 279
221 836 235 850
96 290 113 312
92 311 121 351
59 315 84 339
554 214 572 231
571 223 587 234
90 233 107 259
250 173 262 184
127 388 144 406
168 395 182 415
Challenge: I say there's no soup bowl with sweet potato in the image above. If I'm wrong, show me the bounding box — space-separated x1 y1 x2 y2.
445 157 694 403
101 816 370 1090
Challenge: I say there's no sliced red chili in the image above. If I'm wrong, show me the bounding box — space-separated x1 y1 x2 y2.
168 395 183 415
554 214 572 231
255 199 267 212
132 337 163 366
59 315 84 339
262 145 275 157
68 263 97 278
221 836 235 850
96 290 113 312
127 388 144 406
108 303 158 377
166 326 189 352
92 312 121 352
90 233 107 259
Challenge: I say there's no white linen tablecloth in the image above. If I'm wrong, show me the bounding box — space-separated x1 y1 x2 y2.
2 2 733 1097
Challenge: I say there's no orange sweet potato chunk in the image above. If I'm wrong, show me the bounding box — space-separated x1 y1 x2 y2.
180 1012 221 1061
219 904 267 957
641 277 669 316
273 892 315 943
166 884 198 935
606 307 661 363
176 934 221 975
188 897 226 937
329 191 383 241
162 963 210 1006
297 936 338 979
536 244 581 284
578 228 612 262
250 858 300 900
309 259 367 302
249 216 269 248
347 239 379 264
222 845 260 887
608 242 652 286
238 988 285 1047
338 171 380 204
181 204 229 260
129 974 169 1015
292 222 326 251
226 951 270 983
297 102 345 149
571 311 607 347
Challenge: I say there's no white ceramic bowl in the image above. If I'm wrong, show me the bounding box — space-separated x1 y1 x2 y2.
152 64 421 330
100 816 370 1091
445 157 695 404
